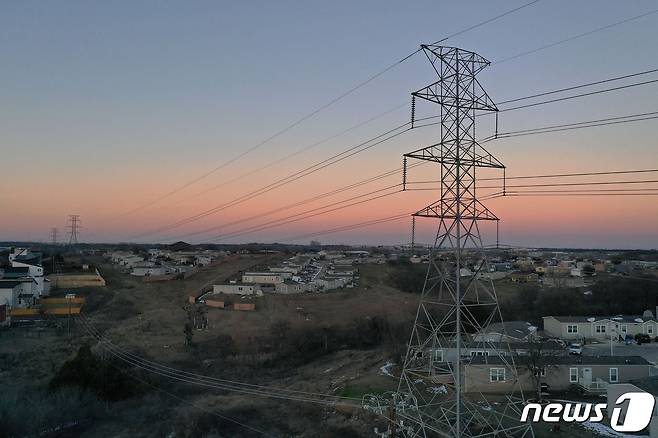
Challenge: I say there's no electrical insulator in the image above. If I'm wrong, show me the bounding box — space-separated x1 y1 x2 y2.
402 156 407 191
411 95 416 128
411 216 416 251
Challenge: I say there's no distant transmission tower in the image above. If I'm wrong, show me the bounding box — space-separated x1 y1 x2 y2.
394 45 532 437
67 215 81 245
50 227 59 245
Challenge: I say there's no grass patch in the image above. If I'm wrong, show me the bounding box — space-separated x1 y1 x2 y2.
336 384 387 399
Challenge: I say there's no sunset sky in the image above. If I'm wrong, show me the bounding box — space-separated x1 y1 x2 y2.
2 0 658 249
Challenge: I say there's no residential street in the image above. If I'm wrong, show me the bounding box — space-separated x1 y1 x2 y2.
583 341 658 364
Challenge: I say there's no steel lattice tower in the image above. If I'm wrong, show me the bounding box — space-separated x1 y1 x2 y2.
394 45 532 437
67 215 81 245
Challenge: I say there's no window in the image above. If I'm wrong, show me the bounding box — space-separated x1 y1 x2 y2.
567 324 578 334
621 324 628 333
648 325 654 335
432 349 443 362
595 325 606 334
490 368 506 382
471 350 490 357
609 368 619 383
569 368 579 383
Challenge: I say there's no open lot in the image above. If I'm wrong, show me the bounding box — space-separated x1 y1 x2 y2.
0 255 613 437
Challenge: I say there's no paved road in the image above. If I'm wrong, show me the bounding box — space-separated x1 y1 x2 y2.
582 341 658 364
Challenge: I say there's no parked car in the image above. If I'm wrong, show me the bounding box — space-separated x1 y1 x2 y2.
635 333 651 345
568 343 583 355
625 335 638 345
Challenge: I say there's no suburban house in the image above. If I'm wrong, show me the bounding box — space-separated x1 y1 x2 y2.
464 355 652 394
241 272 286 284
0 278 37 309
8 248 49 298
274 281 308 294
473 321 537 343
212 283 260 296
433 340 565 363
131 263 173 277
543 314 658 341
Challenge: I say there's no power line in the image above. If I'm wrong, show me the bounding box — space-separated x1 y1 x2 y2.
179 101 411 205
129 61 658 242
430 0 544 44
155 81 658 240
497 68 658 105
161 162 427 243
198 177 658 243
279 213 411 243
408 178 658 189
106 1 544 223
497 78 658 113
149 102 658 243
494 8 658 64
105 359 275 437
506 192 658 197
127 122 414 241
77 314 362 406
412 168 658 183
198 176 658 243
196 186 404 244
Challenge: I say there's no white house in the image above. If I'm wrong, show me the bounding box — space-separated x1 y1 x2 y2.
213 283 259 295
8 248 49 298
242 272 285 284
0 278 37 308
543 314 658 341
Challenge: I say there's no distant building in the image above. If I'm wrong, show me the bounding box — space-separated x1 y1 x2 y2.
242 272 284 284
213 283 259 295
274 281 309 294
464 355 652 394
0 278 36 309
6 248 49 298
543 314 658 340
195 255 214 266
131 265 172 277
474 321 537 343
510 272 538 283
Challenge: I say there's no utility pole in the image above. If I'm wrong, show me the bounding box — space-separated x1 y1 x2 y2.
395 45 532 437
67 215 81 245
50 227 59 273
67 295 72 342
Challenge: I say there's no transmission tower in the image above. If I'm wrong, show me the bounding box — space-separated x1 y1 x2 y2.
50 227 59 245
394 45 532 437
67 215 81 245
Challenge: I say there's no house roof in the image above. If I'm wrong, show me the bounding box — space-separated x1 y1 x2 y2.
0 279 34 289
479 321 536 338
545 315 656 324
444 340 565 351
469 355 650 366
1 266 30 278
13 253 42 266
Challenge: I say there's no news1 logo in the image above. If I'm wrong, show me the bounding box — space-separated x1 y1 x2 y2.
521 392 655 432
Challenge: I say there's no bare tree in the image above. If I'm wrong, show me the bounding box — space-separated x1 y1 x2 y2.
525 338 562 401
